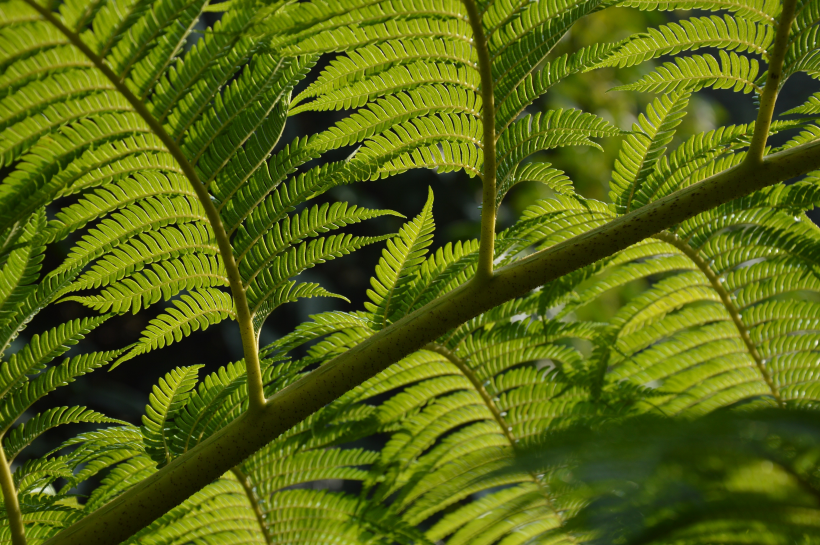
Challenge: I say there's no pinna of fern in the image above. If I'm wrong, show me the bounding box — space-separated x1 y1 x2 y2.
1 0 820 543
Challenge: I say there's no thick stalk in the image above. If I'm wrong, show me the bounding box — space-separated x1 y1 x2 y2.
43 138 820 545
463 0 497 282
0 440 26 545
23 1 267 411
746 0 798 162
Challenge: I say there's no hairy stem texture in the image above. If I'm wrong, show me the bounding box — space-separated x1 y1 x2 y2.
43 137 820 545
21 0 267 411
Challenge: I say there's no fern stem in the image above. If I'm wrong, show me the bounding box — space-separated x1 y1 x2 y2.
21 0 268 411
463 0 497 282
654 231 784 408
231 467 272 545
746 0 798 163
41 136 820 545
0 438 26 545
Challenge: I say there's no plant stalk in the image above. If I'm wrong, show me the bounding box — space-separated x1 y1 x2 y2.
43 137 820 545
0 440 26 545
746 0 798 163
463 0 497 282
22 0 268 411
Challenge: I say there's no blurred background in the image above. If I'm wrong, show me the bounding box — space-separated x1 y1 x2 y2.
10 4 818 466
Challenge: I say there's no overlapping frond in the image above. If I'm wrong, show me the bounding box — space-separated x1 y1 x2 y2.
366 188 436 329
614 51 762 93
610 91 691 214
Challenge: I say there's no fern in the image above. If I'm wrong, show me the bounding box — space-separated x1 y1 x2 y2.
2 0 820 544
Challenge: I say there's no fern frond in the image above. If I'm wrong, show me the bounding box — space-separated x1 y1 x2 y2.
291 62 480 114
599 15 773 70
13 456 73 495
0 350 120 433
115 288 235 367
495 43 618 135
784 92 820 114
491 0 603 107
143 365 203 467
106 0 209 99
58 425 145 493
349 113 483 181
610 91 691 215
84 455 158 513
54 195 207 276
618 0 780 25
496 109 623 187
43 171 195 245
238 202 400 281
63 254 228 314
312 84 481 152
614 50 762 94
0 315 111 400
3 406 120 462
0 89 130 165
215 135 320 235
0 210 46 355
147 3 257 128
65 223 218 293
294 38 477 106
171 360 248 455
0 112 150 230
366 188 436 329
497 162 573 206
268 0 468 53
246 234 391 330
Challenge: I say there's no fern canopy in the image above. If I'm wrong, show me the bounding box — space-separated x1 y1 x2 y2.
1 0 820 544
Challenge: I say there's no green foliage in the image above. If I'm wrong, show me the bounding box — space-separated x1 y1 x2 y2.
0 0 820 544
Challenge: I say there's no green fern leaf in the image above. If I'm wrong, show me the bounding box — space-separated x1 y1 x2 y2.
54 195 207 276
614 50 762 94
115 288 235 367
3 406 121 462
143 365 203 467
0 315 111 400
496 109 623 188
497 162 573 206
598 15 774 69
63 254 228 314
247 233 391 330
617 0 780 25
237 202 401 282
42 172 196 245
610 91 691 214
65 223 218 293
366 188 435 329
0 350 121 433
784 91 820 114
